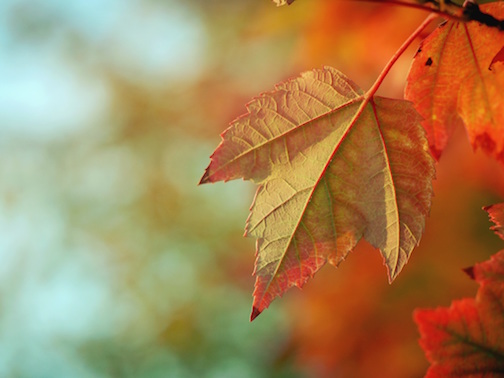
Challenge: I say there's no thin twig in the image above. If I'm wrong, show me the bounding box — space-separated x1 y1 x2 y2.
343 0 465 21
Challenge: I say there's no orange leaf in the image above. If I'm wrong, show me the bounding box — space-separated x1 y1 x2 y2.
405 3 504 161
201 67 435 319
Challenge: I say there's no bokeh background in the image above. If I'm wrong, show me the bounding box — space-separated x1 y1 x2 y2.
1 1 504 377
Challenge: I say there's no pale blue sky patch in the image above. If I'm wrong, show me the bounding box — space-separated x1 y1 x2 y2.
0 0 206 141
0 54 110 141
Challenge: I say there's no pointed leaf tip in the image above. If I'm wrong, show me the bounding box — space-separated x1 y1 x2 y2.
198 169 210 185
490 45 504 70
483 204 493 212
463 266 475 279
250 307 261 321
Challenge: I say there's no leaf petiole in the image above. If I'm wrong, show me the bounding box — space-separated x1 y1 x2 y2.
365 13 438 99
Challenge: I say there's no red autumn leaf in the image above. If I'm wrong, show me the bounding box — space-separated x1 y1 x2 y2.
201 67 435 320
414 204 504 377
405 2 504 162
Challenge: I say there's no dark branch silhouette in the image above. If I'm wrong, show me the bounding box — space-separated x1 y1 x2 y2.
463 2 504 30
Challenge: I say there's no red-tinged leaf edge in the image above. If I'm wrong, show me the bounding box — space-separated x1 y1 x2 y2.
484 203 504 241
250 306 261 321
199 169 210 185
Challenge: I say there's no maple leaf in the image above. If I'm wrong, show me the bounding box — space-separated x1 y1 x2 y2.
414 248 504 377
200 67 435 320
405 2 504 162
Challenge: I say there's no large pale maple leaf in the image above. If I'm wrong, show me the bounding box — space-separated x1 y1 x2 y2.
414 203 504 377
201 67 435 320
405 2 504 162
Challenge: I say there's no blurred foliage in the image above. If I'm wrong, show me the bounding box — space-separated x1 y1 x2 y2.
1 0 504 377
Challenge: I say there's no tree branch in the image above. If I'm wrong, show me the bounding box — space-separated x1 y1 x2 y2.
463 2 504 30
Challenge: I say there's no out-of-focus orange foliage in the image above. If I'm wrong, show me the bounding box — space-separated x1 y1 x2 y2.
294 2 429 93
249 1 431 94
285 241 425 376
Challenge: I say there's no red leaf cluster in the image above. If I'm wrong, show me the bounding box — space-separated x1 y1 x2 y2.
414 204 504 377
